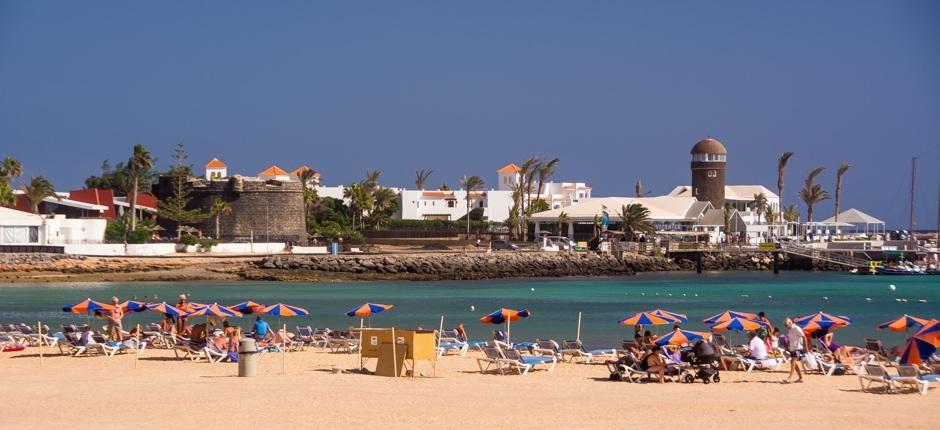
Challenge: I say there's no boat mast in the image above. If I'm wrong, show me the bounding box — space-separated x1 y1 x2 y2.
909 157 916 233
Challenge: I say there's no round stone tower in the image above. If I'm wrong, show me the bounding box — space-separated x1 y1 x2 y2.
690 137 727 209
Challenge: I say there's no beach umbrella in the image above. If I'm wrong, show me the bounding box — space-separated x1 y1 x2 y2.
260 303 309 317
617 311 681 327
710 317 767 333
346 303 394 317
479 308 530 343
899 337 937 365
186 303 243 318
877 314 930 332
229 301 265 315
649 309 688 324
62 298 113 314
145 302 185 318
120 300 149 313
796 312 852 334
655 329 711 346
899 321 940 365
702 310 757 324
912 319 940 343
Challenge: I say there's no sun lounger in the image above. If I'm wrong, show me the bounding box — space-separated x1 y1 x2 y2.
560 339 617 364
534 339 563 359
896 365 935 395
859 364 899 393
477 346 507 375
607 353 681 383
864 338 890 361
499 348 556 375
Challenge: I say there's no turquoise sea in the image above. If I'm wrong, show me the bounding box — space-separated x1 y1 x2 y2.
1 272 937 349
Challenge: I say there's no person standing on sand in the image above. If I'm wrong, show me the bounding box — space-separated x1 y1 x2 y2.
176 294 193 334
106 296 124 341
783 318 805 384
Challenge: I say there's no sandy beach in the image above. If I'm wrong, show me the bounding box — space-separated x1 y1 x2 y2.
1 345 935 429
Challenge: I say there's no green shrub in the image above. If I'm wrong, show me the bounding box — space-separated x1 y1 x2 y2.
197 238 218 251
179 234 199 246
127 227 150 244
104 222 127 242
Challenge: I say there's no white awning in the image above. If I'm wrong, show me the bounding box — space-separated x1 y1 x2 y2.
820 208 885 225
0 207 43 226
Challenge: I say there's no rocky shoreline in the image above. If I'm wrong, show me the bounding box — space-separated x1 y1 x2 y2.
0 250 848 283
246 251 847 282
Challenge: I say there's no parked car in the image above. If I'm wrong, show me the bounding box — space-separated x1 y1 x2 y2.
490 240 518 251
546 236 577 251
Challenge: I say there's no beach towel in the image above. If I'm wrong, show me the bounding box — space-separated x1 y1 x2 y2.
2 345 26 352
227 351 239 362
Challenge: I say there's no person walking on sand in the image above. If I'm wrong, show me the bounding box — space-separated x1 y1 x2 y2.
106 296 124 341
783 318 805 384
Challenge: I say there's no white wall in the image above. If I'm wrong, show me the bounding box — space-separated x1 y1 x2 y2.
62 242 326 256
399 189 514 222
44 217 107 245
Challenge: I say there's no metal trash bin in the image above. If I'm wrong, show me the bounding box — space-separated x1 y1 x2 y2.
238 338 259 377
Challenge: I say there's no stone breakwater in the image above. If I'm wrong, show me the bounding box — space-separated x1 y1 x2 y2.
251 252 681 281
251 251 847 282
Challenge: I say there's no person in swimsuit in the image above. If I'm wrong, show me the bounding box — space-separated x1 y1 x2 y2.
222 321 241 352
107 297 124 341
638 344 667 383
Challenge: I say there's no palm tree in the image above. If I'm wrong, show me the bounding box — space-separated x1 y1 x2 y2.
777 151 794 222
763 203 777 224
556 211 570 236
752 193 768 224
834 163 852 226
635 180 643 197
415 169 433 190
210 198 232 240
517 157 540 240
21 176 59 213
0 180 14 207
460 175 485 236
618 203 654 241
535 158 560 204
1 156 23 183
438 183 450 191
298 169 318 213
722 203 734 244
127 144 154 231
798 167 830 230
343 182 372 230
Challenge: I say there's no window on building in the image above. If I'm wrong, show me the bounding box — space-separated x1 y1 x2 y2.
447 200 455 208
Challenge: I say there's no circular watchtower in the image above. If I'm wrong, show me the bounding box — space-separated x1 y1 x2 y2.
690 137 727 209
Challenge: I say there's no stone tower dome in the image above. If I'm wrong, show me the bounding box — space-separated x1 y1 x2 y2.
690 137 727 209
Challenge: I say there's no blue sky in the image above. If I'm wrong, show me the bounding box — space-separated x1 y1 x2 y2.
1 1 938 228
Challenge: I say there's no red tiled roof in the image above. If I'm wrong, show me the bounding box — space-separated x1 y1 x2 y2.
205 158 227 168
291 166 319 177
497 163 521 174
258 165 289 176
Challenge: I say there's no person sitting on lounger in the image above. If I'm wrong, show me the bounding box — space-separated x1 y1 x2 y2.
817 330 865 363
638 344 667 383
455 323 468 342
223 321 241 352
642 330 657 346
252 316 272 340
190 323 208 348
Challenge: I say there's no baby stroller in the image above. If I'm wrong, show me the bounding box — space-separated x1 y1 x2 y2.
680 340 720 384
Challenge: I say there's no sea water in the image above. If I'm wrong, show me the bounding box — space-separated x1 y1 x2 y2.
0 272 936 349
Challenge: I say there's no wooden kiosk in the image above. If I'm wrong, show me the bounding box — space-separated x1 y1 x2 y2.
360 328 437 377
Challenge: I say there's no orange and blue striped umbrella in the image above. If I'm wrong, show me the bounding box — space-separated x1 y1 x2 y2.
229 301 265 315
703 310 758 324
655 329 711 346
877 314 930 332
649 309 688 324
186 303 242 318
899 336 937 365
796 312 851 333
346 303 394 317
480 308 530 325
912 319 940 344
146 302 185 318
120 300 148 313
62 298 113 314
260 303 309 317
711 317 767 333
618 311 680 326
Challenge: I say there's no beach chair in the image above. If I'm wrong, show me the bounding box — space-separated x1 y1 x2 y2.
896 365 934 395
864 338 891 361
309 328 331 348
499 348 556 375
810 352 847 376
476 346 510 375
559 339 617 364
735 353 786 372
295 326 317 348
436 330 470 358
608 353 680 383
533 339 563 360
859 364 898 393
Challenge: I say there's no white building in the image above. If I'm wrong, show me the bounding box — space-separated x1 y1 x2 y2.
398 189 514 222
527 196 712 239
0 206 106 246
496 163 591 209
667 185 779 224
